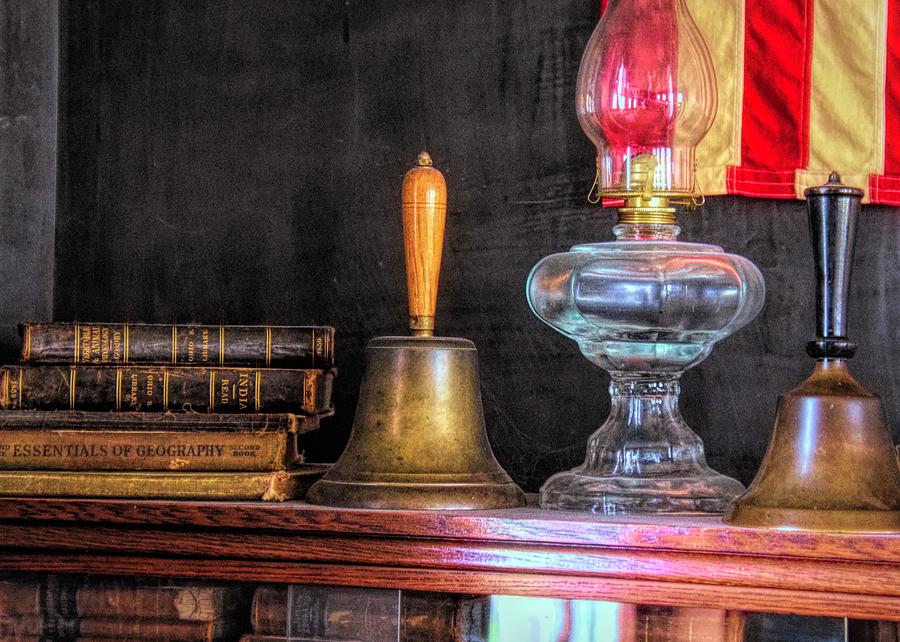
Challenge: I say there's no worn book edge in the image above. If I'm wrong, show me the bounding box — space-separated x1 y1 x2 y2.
0 466 329 501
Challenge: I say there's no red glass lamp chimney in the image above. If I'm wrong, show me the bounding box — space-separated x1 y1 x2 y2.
576 0 717 201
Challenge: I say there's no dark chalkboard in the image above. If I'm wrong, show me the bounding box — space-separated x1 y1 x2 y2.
0 0 58 359
54 0 900 491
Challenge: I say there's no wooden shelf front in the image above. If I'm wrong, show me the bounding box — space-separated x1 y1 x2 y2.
0 497 896 621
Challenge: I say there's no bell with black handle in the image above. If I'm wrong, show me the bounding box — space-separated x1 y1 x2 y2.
725 173 900 531
306 153 525 510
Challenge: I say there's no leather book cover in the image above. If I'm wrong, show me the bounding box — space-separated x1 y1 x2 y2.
76 616 229 641
251 585 400 640
20 323 335 369
0 576 76 618
0 365 333 415
0 581 41 616
75 584 243 622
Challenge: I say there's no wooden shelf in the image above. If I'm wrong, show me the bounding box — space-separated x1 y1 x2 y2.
0 497 896 621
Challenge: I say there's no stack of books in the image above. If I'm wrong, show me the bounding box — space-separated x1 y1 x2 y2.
0 575 249 642
0 323 335 500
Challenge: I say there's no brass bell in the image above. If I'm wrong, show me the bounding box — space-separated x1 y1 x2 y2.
725 174 900 531
306 152 525 510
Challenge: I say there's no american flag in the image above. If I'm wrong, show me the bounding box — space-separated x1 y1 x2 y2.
599 0 899 204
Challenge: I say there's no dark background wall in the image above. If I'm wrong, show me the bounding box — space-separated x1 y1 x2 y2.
48 0 900 492
0 0 58 356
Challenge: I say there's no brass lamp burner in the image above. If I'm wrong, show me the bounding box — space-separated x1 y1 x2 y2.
597 153 702 227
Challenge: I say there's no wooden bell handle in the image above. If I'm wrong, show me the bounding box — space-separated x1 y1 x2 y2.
402 151 447 336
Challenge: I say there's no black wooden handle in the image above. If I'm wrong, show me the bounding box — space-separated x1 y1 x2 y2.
803 172 863 359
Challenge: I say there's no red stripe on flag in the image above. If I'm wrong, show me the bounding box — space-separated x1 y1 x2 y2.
726 167 797 199
884 0 900 175
600 0 609 12
869 175 900 206
731 0 814 197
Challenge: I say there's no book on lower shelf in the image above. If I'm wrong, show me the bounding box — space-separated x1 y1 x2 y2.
0 577 254 642
250 585 489 642
74 582 246 621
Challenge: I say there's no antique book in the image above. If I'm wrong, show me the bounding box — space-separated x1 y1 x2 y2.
0 576 76 617
0 366 333 415
0 580 43 615
0 410 324 433
76 616 229 641
75 584 244 622
0 465 329 500
400 592 489 642
251 585 400 640
251 586 488 642
0 614 45 637
0 429 300 471
0 614 78 638
20 323 335 369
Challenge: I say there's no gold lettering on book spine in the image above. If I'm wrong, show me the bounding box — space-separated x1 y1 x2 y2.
68 367 77 411
255 370 261 412
237 371 250 410
100 326 110 362
90 325 101 362
115 369 122 411
22 325 31 361
17 369 22 410
265 326 272 367
172 325 178 364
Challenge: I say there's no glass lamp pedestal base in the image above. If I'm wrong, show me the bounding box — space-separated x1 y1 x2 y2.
527 229 764 516
539 377 745 515
540 468 745 514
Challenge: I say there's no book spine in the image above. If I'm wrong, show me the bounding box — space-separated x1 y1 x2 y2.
76 586 234 621
20 323 335 369
0 430 297 471
0 366 332 415
0 410 313 433
0 614 43 636
0 467 328 500
0 581 41 615
251 586 400 639
76 617 224 642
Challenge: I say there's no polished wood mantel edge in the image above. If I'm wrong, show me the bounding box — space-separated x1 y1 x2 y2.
0 497 895 563
0 523 896 600
0 552 896 622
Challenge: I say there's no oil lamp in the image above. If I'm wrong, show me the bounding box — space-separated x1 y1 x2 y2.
527 0 765 513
